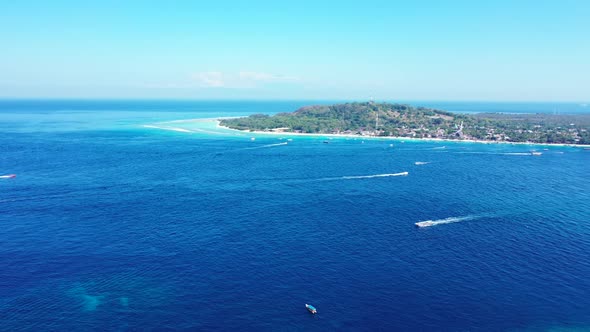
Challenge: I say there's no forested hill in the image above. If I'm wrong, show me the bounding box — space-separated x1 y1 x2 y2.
219 102 590 144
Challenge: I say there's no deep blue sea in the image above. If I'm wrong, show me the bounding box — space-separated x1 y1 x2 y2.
1 100 589 331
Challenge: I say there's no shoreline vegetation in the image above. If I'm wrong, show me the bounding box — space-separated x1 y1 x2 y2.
218 102 590 147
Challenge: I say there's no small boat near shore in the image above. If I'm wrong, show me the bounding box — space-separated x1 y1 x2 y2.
0 174 16 179
530 151 542 156
305 304 317 314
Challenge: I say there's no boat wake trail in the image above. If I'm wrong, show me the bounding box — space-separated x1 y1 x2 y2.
318 172 408 181
415 215 481 228
414 161 430 165
455 152 537 156
341 172 408 179
242 142 289 150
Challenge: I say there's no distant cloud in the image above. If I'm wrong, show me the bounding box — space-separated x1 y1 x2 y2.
238 71 298 82
193 71 299 88
195 71 225 88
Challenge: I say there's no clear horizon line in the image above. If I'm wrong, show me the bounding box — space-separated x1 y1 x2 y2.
0 97 588 104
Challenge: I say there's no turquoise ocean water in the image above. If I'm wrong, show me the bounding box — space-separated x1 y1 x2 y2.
0 100 589 331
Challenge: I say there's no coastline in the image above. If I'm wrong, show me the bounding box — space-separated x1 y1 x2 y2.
215 119 590 148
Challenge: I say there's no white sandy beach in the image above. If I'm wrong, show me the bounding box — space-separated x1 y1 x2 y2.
140 117 590 148
213 119 590 148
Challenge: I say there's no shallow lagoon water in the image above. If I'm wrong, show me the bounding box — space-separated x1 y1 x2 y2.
0 101 589 331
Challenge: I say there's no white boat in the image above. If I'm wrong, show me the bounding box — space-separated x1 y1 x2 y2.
305 304 317 314
415 221 435 228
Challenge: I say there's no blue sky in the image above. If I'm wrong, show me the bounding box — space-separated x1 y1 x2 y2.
1 0 589 101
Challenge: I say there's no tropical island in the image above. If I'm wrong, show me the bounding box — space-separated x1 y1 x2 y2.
219 102 590 145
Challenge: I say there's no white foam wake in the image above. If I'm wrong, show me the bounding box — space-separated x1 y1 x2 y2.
316 172 409 181
341 172 408 179
414 161 430 165
455 152 539 156
243 142 288 150
415 215 480 227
